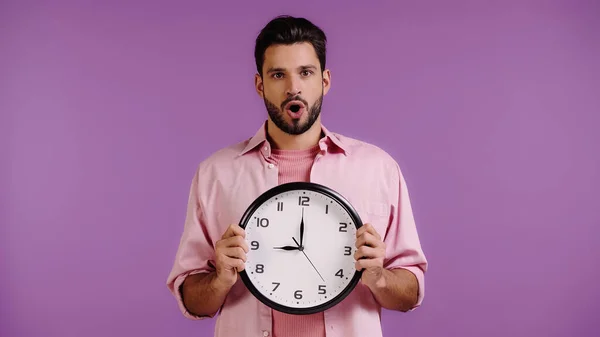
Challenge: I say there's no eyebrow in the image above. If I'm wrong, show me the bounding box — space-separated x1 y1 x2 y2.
266 65 318 74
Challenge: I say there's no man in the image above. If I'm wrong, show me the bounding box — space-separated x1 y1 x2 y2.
166 15 428 337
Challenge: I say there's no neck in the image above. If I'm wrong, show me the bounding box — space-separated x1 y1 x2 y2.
266 118 323 150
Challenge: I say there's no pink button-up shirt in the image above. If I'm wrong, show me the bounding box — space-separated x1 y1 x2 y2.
166 122 428 337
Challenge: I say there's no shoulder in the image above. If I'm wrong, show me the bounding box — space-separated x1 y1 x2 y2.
332 131 401 173
328 130 411 195
193 138 253 176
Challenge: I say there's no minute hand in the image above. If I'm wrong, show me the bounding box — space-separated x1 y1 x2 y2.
300 208 305 247
293 237 325 282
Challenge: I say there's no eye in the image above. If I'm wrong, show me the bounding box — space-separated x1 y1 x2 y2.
272 72 284 79
301 70 313 77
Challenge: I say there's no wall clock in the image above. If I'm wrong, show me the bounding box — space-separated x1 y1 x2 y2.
238 181 364 315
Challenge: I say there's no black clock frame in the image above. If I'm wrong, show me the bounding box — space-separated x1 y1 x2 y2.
238 181 364 315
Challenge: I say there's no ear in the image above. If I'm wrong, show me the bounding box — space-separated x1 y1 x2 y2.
254 73 264 98
322 69 331 95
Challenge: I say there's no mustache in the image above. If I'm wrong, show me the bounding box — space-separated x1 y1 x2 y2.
281 95 309 110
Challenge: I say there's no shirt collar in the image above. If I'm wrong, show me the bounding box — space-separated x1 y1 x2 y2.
238 120 349 157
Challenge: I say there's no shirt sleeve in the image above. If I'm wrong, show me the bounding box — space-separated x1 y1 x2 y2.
166 166 218 320
382 163 428 310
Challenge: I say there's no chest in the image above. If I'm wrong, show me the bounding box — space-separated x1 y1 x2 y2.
205 156 393 243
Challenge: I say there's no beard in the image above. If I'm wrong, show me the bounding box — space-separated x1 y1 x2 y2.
264 93 323 135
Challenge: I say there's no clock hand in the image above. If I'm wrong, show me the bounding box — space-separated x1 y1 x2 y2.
273 245 300 251
292 237 325 282
300 207 305 247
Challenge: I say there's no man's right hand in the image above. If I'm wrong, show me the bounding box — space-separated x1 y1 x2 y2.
214 224 249 288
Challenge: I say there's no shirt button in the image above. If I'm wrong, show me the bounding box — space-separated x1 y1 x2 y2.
262 331 269 337
268 163 274 169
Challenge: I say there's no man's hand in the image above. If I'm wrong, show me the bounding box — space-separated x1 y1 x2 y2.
181 224 248 318
353 223 419 312
354 223 386 288
214 224 249 288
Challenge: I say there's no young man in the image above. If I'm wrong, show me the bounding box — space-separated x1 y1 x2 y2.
166 15 428 337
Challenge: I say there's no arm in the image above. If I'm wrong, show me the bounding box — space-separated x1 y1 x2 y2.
166 166 248 319
363 268 419 312
355 224 421 312
180 224 249 317
181 271 234 317
355 163 427 312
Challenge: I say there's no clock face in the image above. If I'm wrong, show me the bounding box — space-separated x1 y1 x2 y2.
238 182 363 315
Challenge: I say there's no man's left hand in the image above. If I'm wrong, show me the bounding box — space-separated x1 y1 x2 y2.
354 223 386 288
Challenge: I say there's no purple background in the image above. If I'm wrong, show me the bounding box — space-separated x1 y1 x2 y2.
2 1 599 336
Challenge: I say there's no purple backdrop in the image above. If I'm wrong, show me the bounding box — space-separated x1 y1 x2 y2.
2 1 599 336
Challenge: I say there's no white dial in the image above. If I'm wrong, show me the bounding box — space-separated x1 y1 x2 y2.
239 183 362 315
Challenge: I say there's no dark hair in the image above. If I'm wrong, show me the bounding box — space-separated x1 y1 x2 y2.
254 15 327 76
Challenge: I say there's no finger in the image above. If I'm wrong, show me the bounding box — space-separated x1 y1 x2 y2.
220 247 247 262
356 223 379 239
218 235 249 252
354 246 382 260
221 224 236 238
222 224 246 239
355 258 383 270
359 223 381 241
220 255 246 272
356 223 369 237
355 232 383 249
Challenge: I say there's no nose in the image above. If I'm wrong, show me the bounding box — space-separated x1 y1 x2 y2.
286 88 301 97
285 77 301 97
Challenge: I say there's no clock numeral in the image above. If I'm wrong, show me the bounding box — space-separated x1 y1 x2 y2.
325 204 329 214
272 282 280 291
256 217 269 227
339 222 348 232
335 269 344 278
251 241 260 250
256 264 264 273
344 246 352 255
294 290 303 299
277 202 283 211
298 196 310 206
318 285 326 294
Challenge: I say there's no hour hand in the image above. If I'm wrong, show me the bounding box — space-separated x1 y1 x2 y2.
273 245 299 251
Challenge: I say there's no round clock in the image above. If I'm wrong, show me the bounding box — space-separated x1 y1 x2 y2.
238 181 364 315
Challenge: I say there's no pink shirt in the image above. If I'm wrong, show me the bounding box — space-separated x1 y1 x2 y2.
166 122 428 337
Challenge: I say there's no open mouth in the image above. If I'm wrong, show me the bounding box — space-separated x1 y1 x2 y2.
284 100 306 119
285 101 306 112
